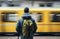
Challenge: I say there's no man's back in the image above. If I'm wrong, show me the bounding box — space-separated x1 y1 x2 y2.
16 7 37 39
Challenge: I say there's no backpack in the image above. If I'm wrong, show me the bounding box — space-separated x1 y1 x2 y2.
22 19 34 37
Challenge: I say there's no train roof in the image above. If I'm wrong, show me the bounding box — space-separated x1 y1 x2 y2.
0 7 60 10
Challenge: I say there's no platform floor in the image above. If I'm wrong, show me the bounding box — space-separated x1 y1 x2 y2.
0 36 60 39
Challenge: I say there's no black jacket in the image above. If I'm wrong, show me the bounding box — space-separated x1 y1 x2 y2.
16 13 37 39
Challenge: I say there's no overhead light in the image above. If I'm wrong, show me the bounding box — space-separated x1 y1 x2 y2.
8 0 13 1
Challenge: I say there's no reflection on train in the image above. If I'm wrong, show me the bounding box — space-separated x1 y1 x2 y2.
0 9 60 36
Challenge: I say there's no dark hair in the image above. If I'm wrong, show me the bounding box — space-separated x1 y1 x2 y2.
24 7 29 13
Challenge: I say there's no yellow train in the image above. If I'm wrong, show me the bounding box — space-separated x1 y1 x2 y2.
0 8 60 36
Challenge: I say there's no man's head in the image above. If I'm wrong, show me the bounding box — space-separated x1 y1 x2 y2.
24 7 29 13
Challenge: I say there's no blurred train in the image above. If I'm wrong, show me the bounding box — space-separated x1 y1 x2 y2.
0 8 60 36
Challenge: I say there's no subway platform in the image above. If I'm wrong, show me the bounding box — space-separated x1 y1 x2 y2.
0 36 60 39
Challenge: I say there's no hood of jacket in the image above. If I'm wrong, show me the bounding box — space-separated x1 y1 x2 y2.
22 13 32 19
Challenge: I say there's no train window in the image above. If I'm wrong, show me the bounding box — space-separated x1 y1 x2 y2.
0 4 1 7
39 3 45 7
50 12 60 22
8 4 14 7
39 3 53 7
2 12 18 22
30 13 42 22
8 3 19 7
7 1 20 7
47 3 53 7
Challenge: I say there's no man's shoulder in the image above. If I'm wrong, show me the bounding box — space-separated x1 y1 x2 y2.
18 18 23 22
31 18 35 22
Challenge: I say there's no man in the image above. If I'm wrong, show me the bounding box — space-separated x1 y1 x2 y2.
16 7 37 39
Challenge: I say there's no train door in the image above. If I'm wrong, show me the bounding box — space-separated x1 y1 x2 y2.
49 11 60 35
0 11 18 35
